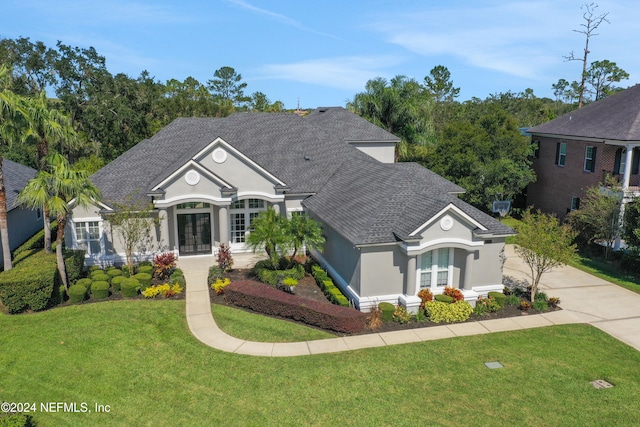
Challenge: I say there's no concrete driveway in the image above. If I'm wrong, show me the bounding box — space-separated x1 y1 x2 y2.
503 245 640 351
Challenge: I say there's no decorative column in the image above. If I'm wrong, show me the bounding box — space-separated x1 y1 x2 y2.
399 254 421 314
219 205 229 245
463 250 475 290
622 144 634 190
615 145 635 250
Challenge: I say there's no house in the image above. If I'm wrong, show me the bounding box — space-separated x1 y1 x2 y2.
0 158 43 268
527 84 640 222
67 107 513 311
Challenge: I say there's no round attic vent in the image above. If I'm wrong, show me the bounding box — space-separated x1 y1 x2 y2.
212 147 228 164
440 215 454 231
185 170 200 186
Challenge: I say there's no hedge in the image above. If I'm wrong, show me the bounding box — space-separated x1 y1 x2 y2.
254 261 305 286
64 250 85 285
225 280 367 334
0 251 57 313
170 269 186 287
488 291 507 307
311 265 350 307
137 265 154 275
75 278 93 290
132 272 152 289
107 269 123 279
11 221 58 259
91 273 110 284
68 284 87 304
111 275 125 292
378 302 395 322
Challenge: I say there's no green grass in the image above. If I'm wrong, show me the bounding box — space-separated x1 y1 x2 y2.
2 301 640 426
211 303 335 342
568 255 640 294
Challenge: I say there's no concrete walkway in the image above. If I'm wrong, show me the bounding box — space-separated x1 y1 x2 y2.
180 247 640 357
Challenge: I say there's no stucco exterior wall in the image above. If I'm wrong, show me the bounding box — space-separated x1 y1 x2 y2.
0 207 42 268
161 168 225 204
349 142 396 164
359 245 405 297
315 221 361 295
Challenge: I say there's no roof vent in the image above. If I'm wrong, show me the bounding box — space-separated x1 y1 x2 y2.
304 155 311 161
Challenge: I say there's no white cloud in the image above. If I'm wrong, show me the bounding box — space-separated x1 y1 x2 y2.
258 56 404 90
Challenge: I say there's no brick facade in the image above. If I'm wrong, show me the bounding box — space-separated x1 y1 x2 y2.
527 136 640 220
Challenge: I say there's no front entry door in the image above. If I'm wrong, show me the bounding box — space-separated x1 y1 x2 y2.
177 213 212 255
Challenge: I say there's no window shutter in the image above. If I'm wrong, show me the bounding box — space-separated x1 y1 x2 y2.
614 148 622 174
633 148 640 175
590 147 597 172
555 143 560 165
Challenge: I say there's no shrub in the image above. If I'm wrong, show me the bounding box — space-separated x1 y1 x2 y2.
121 278 140 297
474 296 502 316
310 265 349 307
225 280 367 333
217 243 233 272
367 305 383 330
111 275 125 292
91 273 110 284
212 278 231 295
425 300 473 323
153 252 176 281
107 269 123 279
443 286 464 301
75 278 92 289
434 294 454 304
519 301 531 311
137 265 154 275
143 283 183 298
91 281 110 299
68 284 87 304
0 250 58 313
392 305 411 324
170 269 186 288
64 250 85 285
504 295 520 306
132 272 152 290
417 288 433 308
90 269 105 278
378 302 395 322
254 260 305 286
548 296 561 308
208 265 224 284
533 300 549 312
488 291 507 307
0 412 34 427
11 220 58 258
534 291 548 302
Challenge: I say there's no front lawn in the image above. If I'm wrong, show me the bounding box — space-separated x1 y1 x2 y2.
2 301 640 426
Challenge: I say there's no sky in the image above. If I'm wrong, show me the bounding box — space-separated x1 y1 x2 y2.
1 0 639 110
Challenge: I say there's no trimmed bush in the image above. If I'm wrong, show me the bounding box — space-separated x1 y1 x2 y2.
75 278 93 289
254 261 305 286
378 302 395 322
64 250 85 285
0 250 58 313
121 278 140 298
91 273 110 284
132 273 152 290
434 294 454 304
90 269 106 278
111 275 125 292
91 281 110 300
137 265 154 275
425 300 473 323
11 220 58 259
226 280 367 334
311 264 350 307
107 269 123 279
488 291 507 307
68 284 87 303
171 268 186 288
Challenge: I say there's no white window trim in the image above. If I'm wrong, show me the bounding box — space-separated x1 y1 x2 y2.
415 248 454 294
72 218 104 257
584 146 595 172
229 198 267 244
558 142 567 166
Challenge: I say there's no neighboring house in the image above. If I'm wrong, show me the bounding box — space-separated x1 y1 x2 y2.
0 158 43 269
67 107 513 311
527 84 640 222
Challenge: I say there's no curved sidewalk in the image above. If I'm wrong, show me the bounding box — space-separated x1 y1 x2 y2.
181 247 640 357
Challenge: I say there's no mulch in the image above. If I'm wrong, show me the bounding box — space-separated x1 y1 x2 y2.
211 268 560 336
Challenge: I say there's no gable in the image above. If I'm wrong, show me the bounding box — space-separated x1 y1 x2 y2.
152 160 231 206
404 208 485 254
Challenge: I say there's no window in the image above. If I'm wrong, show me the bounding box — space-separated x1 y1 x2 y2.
75 221 102 255
177 202 210 210
584 146 596 172
614 148 640 175
571 197 580 211
229 199 267 243
556 142 567 166
418 248 453 290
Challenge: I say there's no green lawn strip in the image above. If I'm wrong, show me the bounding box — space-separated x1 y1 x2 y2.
211 303 335 342
568 255 640 294
2 302 640 426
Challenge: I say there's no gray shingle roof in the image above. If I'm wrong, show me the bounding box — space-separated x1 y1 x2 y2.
2 158 37 211
90 109 513 244
305 107 401 143
301 155 512 245
528 84 640 141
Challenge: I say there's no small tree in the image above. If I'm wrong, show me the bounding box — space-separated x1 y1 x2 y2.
515 210 577 302
286 213 324 267
623 198 640 251
106 193 157 276
246 207 287 269
567 183 622 259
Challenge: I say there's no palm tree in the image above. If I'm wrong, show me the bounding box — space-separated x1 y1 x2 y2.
22 90 78 253
0 66 29 270
286 213 325 268
246 207 287 269
18 153 101 292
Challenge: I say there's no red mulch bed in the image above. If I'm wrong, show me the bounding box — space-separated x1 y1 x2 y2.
211 268 560 336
